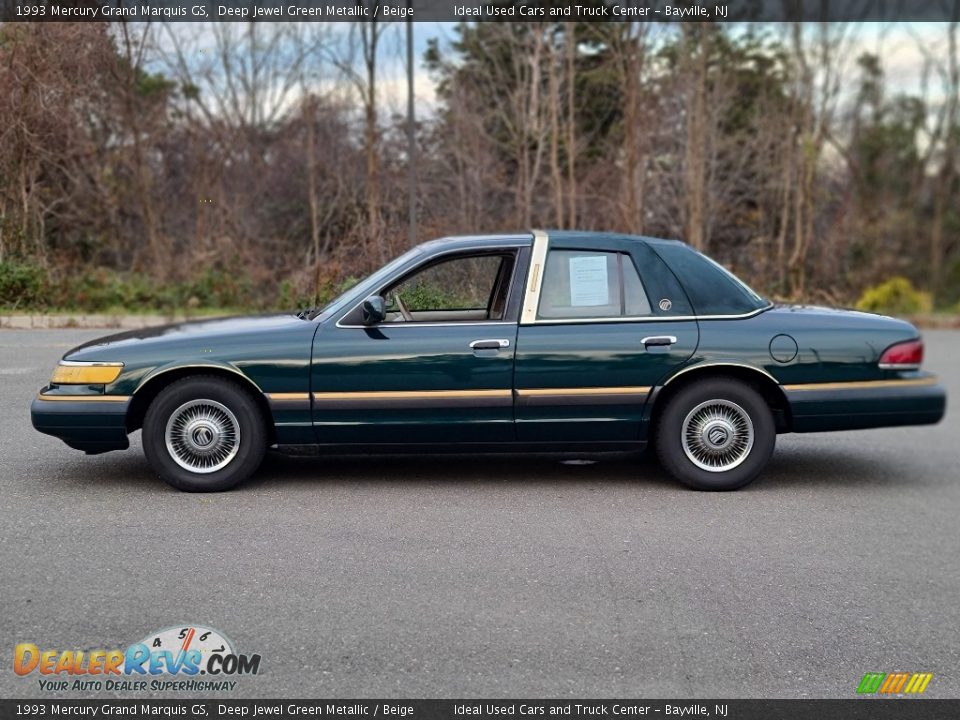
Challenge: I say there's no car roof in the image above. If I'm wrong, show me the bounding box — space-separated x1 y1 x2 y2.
544 230 688 248
417 231 689 253
417 233 534 253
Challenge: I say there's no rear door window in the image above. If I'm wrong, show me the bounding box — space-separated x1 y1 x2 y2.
538 250 652 319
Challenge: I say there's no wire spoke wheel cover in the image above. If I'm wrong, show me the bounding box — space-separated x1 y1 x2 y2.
164 399 241 474
681 399 755 473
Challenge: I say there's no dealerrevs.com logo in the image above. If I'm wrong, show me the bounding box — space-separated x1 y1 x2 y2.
14 625 261 693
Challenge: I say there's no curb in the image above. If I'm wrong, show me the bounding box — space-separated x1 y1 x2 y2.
0 314 224 330
907 315 960 329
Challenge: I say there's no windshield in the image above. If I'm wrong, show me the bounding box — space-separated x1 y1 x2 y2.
307 246 425 320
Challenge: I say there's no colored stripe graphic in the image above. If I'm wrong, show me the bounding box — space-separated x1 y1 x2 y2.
857 673 885 694
904 673 933 694
857 672 933 694
879 672 909 694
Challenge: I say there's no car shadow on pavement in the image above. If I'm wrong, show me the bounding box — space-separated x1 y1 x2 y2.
48 444 917 494
244 445 912 493
246 450 679 491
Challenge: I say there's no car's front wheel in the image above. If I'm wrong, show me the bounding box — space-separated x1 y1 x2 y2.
142 376 267 492
655 378 775 491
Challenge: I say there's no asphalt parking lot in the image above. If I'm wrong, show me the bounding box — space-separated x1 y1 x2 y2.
1 328 958 699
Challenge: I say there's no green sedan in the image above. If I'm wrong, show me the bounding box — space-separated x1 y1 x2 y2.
31 231 946 492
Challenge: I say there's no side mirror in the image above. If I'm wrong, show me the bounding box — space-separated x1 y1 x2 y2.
361 295 386 325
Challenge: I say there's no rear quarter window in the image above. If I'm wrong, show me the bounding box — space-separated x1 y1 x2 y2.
651 243 767 316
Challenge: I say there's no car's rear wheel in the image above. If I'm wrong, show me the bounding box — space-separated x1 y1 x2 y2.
143 376 266 492
655 378 775 491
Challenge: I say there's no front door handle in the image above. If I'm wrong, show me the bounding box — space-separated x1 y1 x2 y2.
470 338 511 350
642 335 677 347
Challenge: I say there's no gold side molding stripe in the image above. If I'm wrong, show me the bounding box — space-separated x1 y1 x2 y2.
36 394 130 402
783 378 938 392
516 386 652 397
313 389 512 400
304 387 653 400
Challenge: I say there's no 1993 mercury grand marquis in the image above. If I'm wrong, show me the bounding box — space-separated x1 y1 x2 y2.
31 231 946 492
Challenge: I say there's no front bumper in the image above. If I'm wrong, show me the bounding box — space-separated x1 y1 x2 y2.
784 374 946 433
31 391 131 454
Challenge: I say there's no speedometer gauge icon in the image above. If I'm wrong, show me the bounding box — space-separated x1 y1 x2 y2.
138 625 234 670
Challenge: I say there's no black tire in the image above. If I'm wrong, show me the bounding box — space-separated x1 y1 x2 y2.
655 378 775 491
142 375 267 492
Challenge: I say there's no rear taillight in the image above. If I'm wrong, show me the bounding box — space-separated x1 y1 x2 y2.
879 339 924 370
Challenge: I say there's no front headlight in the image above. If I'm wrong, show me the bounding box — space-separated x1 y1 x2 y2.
51 360 124 385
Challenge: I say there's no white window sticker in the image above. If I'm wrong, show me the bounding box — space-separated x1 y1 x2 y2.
568 255 610 306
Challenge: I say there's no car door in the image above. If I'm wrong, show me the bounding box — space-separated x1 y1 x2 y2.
513 234 699 443
310 245 527 445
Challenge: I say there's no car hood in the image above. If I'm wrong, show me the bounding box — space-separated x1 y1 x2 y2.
65 313 306 360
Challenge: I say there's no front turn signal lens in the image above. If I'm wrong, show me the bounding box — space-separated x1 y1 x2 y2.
51 362 123 385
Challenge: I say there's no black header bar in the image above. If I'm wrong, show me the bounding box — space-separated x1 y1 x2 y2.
2 699 959 720
1 0 957 23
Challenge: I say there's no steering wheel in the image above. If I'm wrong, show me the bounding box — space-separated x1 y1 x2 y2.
395 293 414 322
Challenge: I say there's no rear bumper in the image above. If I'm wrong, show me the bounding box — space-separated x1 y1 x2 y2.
31 392 131 454
784 375 946 433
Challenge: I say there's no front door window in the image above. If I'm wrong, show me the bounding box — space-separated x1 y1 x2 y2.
384 253 513 323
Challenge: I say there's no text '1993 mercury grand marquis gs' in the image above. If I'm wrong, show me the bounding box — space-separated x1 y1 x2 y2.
31 231 946 492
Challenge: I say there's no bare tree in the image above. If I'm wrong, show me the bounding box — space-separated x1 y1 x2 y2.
565 21 578 228
930 19 960 302
683 24 710 251
160 22 321 130
547 28 564 228
156 22 329 269
782 21 851 297
610 22 656 235
512 25 549 228
0 24 116 267
113 22 166 273
329 19 394 261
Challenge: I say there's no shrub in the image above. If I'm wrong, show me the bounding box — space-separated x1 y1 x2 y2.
398 280 471 311
279 274 364 311
167 264 256 310
855 277 933 316
277 279 314 310
0 260 342 314
0 259 47 309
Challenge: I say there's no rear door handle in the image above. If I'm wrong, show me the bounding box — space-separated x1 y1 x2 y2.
470 339 511 350
642 335 677 347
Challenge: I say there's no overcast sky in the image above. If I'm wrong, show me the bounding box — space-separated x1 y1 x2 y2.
147 21 953 120
395 22 953 112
